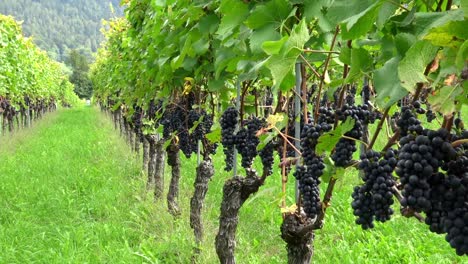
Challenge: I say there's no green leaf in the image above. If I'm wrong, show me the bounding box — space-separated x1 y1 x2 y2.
411 9 464 38
316 118 355 155
456 40 468 70
257 133 275 151
265 52 297 90
263 19 309 90
262 36 289 55
424 21 468 47
245 0 292 30
216 0 250 40
206 127 221 143
287 19 310 53
427 86 464 115
338 46 351 65
198 14 220 34
394 33 416 57
303 0 331 21
462 0 468 18
398 40 438 92
207 78 225 92
326 0 375 24
250 24 281 54
321 156 335 183
376 1 398 29
341 1 379 39
375 57 408 108
346 48 372 82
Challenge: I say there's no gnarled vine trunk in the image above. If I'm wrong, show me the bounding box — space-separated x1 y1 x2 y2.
215 172 264 264
281 212 314 264
166 143 181 217
142 137 149 173
146 135 157 187
190 159 215 247
154 138 165 199
134 134 140 154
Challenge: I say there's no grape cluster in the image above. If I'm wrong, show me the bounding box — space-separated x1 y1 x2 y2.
161 107 182 139
161 102 215 158
332 105 371 167
397 129 457 212
294 122 332 219
352 149 397 229
362 84 371 104
131 105 144 142
345 85 356 105
161 106 192 157
147 99 163 121
317 106 334 124
220 107 239 171
396 106 423 136
259 141 275 176
236 117 266 168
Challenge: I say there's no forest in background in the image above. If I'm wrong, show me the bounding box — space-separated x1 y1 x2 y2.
0 0 123 61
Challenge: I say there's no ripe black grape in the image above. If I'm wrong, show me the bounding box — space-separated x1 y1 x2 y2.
259 141 275 176
352 149 396 229
236 117 266 169
220 107 239 171
294 122 332 219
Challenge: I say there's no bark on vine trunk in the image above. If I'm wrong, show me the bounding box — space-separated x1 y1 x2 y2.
113 110 119 130
142 137 149 173
166 143 181 217
128 129 135 151
146 135 157 187
215 172 264 264
134 134 140 154
154 138 165 200
281 212 314 264
190 160 215 246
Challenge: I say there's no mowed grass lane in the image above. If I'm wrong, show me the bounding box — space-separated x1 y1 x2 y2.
0 107 156 263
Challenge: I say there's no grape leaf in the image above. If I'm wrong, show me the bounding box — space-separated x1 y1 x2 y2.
398 40 438 92
245 0 292 30
346 48 372 82
424 21 468 47
206 127 221 144
216 0 249 40
250 24 281 54
264 19 309 91
341 1 379 39
427 85 464 115
456 40 468 70
316 118 355 155
412 9 464 38
375 57 408 108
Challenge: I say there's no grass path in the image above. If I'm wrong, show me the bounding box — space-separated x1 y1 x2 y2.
0 107 154 263
0 106 466 263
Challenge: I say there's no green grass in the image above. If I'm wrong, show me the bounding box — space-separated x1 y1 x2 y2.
0 106 466 263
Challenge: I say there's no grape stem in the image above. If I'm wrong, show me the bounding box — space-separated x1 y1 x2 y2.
452 139 468 148
341 135 369 149
313 25 340 122
299 54 321 80
303 49 340 54
281 97 290 208
391 186 425 222
367 107 390 151
273 126 302 156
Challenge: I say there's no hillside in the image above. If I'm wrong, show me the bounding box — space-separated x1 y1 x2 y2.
0 0 123 61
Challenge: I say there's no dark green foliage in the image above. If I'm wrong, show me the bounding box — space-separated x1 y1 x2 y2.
0 0 123 61
67 49 93 99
